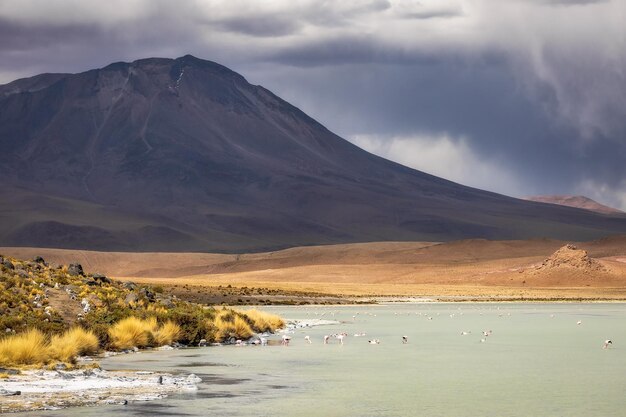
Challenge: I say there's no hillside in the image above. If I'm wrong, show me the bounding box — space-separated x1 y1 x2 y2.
3 236 626 300
0 253 283 350
526 195 625 215
2 56 626 251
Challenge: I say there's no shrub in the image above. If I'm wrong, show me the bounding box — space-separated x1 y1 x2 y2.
213 310 253 341
239 309 285 333
153 321 181 346
48 328 99 363
232 315 253 339
108 317 157 349
0 329 48 366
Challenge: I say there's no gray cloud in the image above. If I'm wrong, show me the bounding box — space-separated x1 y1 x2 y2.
210 16 302 37
0 0 624 209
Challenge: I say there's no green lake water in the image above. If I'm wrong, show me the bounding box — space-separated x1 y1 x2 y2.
22 303 626 417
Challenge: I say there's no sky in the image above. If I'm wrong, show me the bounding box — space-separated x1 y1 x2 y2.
1 0 625 208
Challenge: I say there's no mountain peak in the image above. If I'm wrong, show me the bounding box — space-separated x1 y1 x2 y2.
1 57 626 251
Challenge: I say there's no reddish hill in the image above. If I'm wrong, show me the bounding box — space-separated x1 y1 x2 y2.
526 195 624 215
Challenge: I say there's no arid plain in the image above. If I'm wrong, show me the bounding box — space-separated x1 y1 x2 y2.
4 235 626 302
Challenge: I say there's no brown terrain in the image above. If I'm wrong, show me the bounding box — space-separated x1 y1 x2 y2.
2 235 626 302
526 195 625 215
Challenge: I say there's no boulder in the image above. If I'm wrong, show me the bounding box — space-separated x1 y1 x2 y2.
123 281 137 290
139 287 155 301
1 259 14 270
125 293 138 305
32 256 47 265
93 273 112 284
16 269 29 278
67 263 84 276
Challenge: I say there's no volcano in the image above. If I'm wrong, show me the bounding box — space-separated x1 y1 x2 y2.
1 55 625 252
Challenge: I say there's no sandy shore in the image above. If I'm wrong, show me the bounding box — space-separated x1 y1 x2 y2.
0 367 200 413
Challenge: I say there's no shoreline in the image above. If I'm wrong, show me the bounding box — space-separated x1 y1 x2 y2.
0 366 200 413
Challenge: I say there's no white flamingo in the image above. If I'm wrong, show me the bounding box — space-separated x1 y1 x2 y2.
603 339 613 349
281 335 291 346
304 335 311 344
324 335 330 344
402 336 408 344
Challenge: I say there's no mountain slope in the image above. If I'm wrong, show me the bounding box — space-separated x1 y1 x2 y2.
526 195 625 216
2 55 626 252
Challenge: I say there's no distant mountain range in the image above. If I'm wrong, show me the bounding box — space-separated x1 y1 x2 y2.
525 195 624 216
2 55 626 252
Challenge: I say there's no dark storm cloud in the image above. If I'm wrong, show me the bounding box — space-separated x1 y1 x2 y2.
0 18 98 52
0 0 624 208
210 16 302 37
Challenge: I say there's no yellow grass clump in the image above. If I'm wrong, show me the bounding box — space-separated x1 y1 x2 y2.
240 309 285 333
109 317 182 349
0 329 48 366
232 315 254 339
153 321 181 346
108 317 157 349
212 310 255 341
48 328 99 363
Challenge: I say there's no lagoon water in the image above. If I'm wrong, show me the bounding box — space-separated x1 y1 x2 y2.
23 303 626 417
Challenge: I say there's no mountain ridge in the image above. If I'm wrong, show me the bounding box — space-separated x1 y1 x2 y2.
2 55 626 252
526 195 624 216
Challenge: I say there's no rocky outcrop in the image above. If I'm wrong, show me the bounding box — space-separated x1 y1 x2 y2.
534 244 606 273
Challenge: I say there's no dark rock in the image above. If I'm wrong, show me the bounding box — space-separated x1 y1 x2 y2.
139 287 155 301
67 263 84 276
0 367 19 375
16 269 29 278
123 281 137 290
32 256 47 265
93 273 112 284
159 297 174 308
1 259 14 270
0 389 21 396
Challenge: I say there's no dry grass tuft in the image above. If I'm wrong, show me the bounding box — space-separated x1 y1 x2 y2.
212 310 255 341
108 317 156 349
109 317 181 349
153 321 181 346
0 329 49 366
232 315 254 339
48 328 99 363
240 309 284 333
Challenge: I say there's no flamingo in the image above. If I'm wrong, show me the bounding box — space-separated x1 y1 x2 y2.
577 320 582 325
281 335 291 346
402 336 408 344
304 335 312 344
368 339 380 344
324 335 330 344
603 340 613 349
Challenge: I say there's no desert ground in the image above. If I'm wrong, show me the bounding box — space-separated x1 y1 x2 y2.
3 236 626 302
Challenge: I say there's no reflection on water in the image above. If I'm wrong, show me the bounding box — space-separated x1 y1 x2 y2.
19 303 626 417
